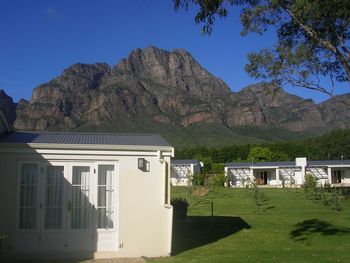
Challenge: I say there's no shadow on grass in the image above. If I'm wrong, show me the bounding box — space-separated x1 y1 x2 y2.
290 219 350 242
172 216 251 255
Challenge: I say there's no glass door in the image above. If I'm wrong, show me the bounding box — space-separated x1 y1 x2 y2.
65 163 94 251
95 163 118 251
41 162 66 251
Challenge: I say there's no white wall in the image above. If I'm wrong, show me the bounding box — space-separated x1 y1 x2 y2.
0 146 173 259
343 169 350 184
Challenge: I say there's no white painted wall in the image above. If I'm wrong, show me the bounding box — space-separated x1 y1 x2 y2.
0 145 173 259
343 169 350 184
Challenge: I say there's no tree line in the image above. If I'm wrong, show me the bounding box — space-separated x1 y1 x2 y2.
175 129 350 164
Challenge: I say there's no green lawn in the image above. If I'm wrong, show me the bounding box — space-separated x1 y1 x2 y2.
150 187 350 263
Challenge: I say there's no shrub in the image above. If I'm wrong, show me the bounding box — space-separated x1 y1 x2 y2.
303 174 316 199
212 173 226 187
192 172 206 186
253 185 265 211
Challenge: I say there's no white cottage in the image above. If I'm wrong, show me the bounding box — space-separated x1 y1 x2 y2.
0 131 174 260
225 157 350 187
170 159 201 186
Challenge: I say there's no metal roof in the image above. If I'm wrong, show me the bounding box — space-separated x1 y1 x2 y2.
225 162 251 168
252 161 296 167
308 160 350 166
0 131 172 147
171 159 200 165
225 161 295 168
226 160 350 168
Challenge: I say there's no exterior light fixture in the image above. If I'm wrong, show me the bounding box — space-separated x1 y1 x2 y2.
138 158 149 172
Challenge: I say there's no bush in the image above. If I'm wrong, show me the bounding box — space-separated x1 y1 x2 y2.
212 173 226 187
210 163 225 174
303 174 316 199
192 172 206 186
253 186 265 211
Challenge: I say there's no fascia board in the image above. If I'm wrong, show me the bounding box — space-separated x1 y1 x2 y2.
0 142 174 153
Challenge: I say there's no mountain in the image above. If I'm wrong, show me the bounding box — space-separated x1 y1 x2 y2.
0 89 16 124
2 46 350 147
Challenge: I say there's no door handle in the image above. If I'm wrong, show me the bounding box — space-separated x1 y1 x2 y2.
67 201 72 212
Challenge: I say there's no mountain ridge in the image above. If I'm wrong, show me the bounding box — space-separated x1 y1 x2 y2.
0 46 349 147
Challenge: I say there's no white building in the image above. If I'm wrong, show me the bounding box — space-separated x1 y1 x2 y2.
225 157 350 187
170 159 201 186
0 131 174 260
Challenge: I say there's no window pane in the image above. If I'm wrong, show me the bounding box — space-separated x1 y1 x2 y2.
19 163 38 229
98 186 106 206
71 166 90 229
45 166 64 229
97 165 114 229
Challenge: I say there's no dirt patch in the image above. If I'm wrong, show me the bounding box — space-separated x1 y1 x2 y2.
192 187 210 196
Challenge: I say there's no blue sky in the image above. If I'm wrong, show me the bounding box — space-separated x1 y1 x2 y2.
0 0 348 103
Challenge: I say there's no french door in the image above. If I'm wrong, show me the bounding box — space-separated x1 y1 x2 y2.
18 161 118 252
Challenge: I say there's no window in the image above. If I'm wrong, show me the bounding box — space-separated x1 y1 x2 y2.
97 165 114 229
19 163 39 229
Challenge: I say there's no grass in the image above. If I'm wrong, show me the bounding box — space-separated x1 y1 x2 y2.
149 187 350 263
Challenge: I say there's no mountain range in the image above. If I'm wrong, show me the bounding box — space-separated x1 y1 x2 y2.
1 46 349 147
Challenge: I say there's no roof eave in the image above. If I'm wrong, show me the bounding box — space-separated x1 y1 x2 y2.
0 142 174 152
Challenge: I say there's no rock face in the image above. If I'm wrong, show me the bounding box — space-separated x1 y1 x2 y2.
0 89 16 124
2 46 349 145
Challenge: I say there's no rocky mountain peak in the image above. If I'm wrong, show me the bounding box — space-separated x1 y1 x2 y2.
61 63 110 77
0 89 16 124
114 46 231 98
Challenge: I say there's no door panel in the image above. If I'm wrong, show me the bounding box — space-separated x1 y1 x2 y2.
96 163 118 251
66 164 94 251
71 166 91 230
41 163 66 251
44 165 64 229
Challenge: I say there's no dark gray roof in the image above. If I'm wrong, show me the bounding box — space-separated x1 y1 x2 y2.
308 160 350 166
172 159 200 165
226 160 350 168
225 162 251 168
253 161 296 167
0 131 172 147
226 161 296 168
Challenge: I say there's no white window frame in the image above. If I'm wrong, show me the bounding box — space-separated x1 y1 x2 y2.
94 161 119 233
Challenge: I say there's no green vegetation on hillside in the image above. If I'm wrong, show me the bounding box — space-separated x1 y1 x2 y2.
175 129 350 164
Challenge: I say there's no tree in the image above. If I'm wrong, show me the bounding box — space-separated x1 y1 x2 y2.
248 146 274 162
173 0 350 98
248 146 290 162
